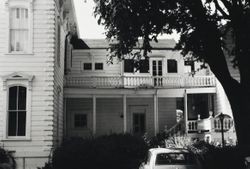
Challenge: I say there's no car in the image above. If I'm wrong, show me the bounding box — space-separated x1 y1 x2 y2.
139 148 201 169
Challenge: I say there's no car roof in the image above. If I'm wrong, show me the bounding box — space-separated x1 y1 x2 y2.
149 148 190 155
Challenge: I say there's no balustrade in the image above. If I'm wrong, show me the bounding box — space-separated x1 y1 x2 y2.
65 75 216 88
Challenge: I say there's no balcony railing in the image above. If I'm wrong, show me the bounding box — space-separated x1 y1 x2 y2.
65 75 216 88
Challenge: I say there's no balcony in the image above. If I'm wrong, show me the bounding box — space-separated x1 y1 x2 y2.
64 75 216 89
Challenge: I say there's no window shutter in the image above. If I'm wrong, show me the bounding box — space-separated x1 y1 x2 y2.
124 59 134 73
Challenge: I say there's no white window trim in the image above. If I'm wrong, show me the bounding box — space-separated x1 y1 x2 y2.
5 0 34 54
1 72 34 140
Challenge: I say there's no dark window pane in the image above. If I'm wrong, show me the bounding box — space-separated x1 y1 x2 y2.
9 86 17 110
17 111 26 136
8 111 17 136
83 63 92 70
18 86 26 110
74 114 87 128
95 63 103 70
153 61 157 76
139 60 149 73
167 60 178 73
124 59 134 73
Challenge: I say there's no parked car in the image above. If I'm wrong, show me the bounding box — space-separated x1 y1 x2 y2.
139 148 200 169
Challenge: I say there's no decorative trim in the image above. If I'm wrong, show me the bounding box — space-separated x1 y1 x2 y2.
2 72 34 91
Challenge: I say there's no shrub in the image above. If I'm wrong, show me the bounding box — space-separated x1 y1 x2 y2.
192 141 248 169
52 134 148 169
0 147 16 169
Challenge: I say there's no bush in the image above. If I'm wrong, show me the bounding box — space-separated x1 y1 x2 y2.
0 147 16 169
52 134 148 169
191 141 248 169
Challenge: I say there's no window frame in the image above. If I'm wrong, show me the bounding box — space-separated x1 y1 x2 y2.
2 72 34 140
5 0 34 54
94 62 104 71
82 62 92 71
167 59 178 73
74 114 87 128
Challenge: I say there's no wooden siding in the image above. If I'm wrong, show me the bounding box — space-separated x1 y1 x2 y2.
0 0 56 158
158 98 177 132
70 49 122 76
66 98 93 138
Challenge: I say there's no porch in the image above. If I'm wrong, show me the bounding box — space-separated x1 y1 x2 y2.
63 88 217 138
65 75 216 88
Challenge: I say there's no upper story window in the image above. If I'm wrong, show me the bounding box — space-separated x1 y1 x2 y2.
95 63 103 70
167 59 178 73
6 0 34 54
8 86 27 136
83 63 92 70
10 8 29 52
124 59 149 73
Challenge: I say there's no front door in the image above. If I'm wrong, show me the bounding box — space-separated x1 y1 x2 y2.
152 60 163 86
133 113 146 135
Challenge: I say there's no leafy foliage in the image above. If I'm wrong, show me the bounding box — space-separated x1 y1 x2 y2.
0 147 16 169
51 134 148 169
94 0 242 62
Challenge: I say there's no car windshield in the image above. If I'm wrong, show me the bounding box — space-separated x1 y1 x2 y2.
155 152 195 165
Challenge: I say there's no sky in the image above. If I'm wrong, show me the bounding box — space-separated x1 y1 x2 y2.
73 0 179 41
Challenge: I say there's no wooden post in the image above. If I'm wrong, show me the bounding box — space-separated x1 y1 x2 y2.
184 90 188 134
154 94 159 136
123 95 127 133
93 96 96 135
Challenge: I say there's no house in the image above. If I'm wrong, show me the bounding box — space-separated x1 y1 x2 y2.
64 39 236 143
0 0 236 168
0 0 78 168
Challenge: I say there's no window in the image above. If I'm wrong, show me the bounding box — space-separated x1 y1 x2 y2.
74 114 87 128
167 59 178 73
83 63 92 70
95 63 103 70
8 86 27 136
10 8 29 52
124 59 149 73
156 153 195 165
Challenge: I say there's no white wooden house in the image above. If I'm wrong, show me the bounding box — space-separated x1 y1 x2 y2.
0 0 77 168
64 39 236 142
0 0 236 169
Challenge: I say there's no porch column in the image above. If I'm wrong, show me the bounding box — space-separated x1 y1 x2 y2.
93 96 96 135
154 94 159 136
184 90 188 134
123 95 127 133
63 98 67 137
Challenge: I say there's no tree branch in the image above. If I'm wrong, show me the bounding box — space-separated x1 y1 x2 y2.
214 0 230 19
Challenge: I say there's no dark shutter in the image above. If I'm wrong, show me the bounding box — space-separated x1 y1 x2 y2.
124 59 134 73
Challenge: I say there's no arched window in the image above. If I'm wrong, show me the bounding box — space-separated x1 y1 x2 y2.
167 59 178 73
8 86 27 136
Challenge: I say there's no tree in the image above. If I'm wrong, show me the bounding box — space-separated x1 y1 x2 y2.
94 0 250 150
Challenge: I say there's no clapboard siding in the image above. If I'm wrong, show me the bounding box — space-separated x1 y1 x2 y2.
70 49 122 76
0 0 70 166
158 98 177 132
96 98 123 135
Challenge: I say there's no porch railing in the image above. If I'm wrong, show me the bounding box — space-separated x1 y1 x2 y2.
65 75 216 88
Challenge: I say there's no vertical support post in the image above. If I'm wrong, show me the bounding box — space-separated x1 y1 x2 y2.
93 96 96 135
123 95 127 133
63 98 67 137
184 90 188 134
154 93 159 136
